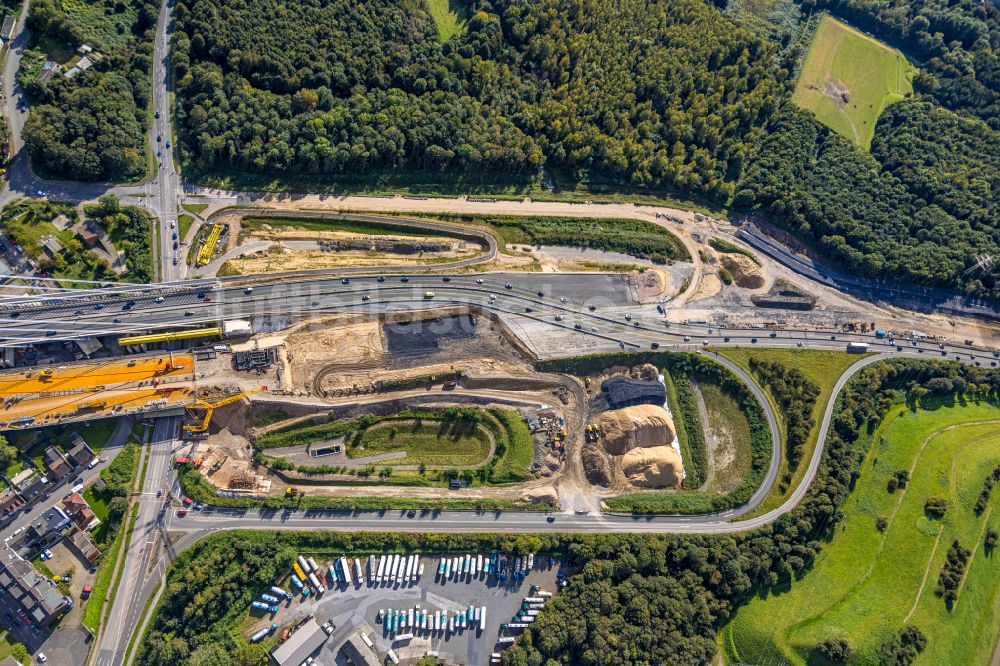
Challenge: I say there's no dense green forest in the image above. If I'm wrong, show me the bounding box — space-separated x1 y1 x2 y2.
135 358 1000 666
169 0 1000 298
172 0 781 201
20 0 155 181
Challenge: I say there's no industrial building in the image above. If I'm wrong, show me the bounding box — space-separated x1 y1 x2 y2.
270 618 328 666
340 633 380 666
600 376 666 409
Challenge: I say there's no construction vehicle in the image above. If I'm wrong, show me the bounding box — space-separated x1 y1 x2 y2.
38 369 53 380
196 224 223 266
183 387 265 437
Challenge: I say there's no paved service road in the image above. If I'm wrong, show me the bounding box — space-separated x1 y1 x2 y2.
95 416 178 666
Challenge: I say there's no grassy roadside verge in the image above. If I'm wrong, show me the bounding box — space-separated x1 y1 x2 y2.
718 348 864 518
666 371 707 489
82 443 144 634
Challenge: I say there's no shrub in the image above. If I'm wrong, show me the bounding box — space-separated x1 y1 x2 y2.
935 539 971 607
924 496 948 518
816 638 852 662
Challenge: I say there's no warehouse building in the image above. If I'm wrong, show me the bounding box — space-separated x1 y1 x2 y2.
270 619 327 666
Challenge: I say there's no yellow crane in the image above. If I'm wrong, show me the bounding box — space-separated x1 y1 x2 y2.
183 386 265 437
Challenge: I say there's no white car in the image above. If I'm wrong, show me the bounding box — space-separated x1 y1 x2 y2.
37 654 46 663
476 278 484 284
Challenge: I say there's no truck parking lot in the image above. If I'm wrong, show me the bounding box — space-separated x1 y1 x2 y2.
255 553 565 665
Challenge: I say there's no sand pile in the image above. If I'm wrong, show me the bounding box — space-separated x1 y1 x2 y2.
520 486 558 504
599 405 676 455
620 446 683 487
585 405 684 490
720 253 765 289
635 364 659 381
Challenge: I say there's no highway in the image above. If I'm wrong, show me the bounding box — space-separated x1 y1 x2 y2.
3 269 1000 372
95 416 178 666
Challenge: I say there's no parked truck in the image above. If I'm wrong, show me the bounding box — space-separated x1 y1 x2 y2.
270 586 292 600
376 555 386 584
847 342 870 353
297 556 310 573
289 574 304 590
354 557 364 584
340 557 352 585
250 624 277 642
261 594 280 604
251 601 278 612
307 557 319 573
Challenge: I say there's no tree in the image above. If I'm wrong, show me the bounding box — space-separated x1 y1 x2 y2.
0 435 18 470
816 638 852 662
108 496 130 520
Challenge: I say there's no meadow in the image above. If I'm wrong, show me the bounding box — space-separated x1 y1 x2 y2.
722 399 1000 665
792 15 916 149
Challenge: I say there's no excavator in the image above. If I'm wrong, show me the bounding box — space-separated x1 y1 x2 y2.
183 386 265 438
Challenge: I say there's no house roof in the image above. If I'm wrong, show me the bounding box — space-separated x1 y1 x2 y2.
62 492 89 515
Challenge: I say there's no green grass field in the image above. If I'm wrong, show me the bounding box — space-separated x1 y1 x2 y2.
424 0 468 41
722 399 1000 665
177 214 194 241
349 419 493 467
793 15 916 149
698 382 752 492
718 348 863 517
181 203 208 216
57 0 139 52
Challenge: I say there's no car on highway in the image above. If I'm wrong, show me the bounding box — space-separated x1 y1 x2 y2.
176 510 187 517
172 257 178 265
157 135 162 142
173 241 178 250
156 150 161 158
169 221 174 228
476 278 484 284
624 313 632 320
650 342 659 349
166 140 171 148
575 323 582 329
524 307 533 313
113 318 121 323
683 336 691 341
184 311 193 316
505 283 512 289
377 276 385 282
554 315 562 321
341 277 350 284
155 110 160 118
442 277 450 282
362 295 370 301
244 287 253 294
537 291 544 297
400 277 409 282
588 305 596 311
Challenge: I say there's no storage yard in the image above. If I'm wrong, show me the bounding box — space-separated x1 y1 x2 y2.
247 551 564 666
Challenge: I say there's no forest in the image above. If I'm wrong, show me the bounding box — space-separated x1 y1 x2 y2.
166 0 1000 299
20 0 156 181
171 0 781 201
135 358 1000 666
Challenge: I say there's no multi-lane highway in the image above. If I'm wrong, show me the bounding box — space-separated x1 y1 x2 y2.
95 416 178 666
4 270 1000 373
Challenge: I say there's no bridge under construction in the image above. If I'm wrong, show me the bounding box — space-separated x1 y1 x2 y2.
0 352 197 429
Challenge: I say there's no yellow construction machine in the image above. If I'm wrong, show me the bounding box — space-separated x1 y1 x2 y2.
183 386 265 437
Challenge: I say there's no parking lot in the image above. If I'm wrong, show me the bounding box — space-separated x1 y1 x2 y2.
256 554 564 665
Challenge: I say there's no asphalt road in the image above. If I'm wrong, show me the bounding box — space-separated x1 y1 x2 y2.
95 416 177 666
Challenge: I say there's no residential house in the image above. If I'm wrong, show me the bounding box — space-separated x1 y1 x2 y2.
0 15 15 42
64 435 95 469
69 531 100 564
73 222 99 248
40 235 63 259
62 492 98 532
20 506 71 551
0 488 24 517
44 446 71 481
0 546 71 626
